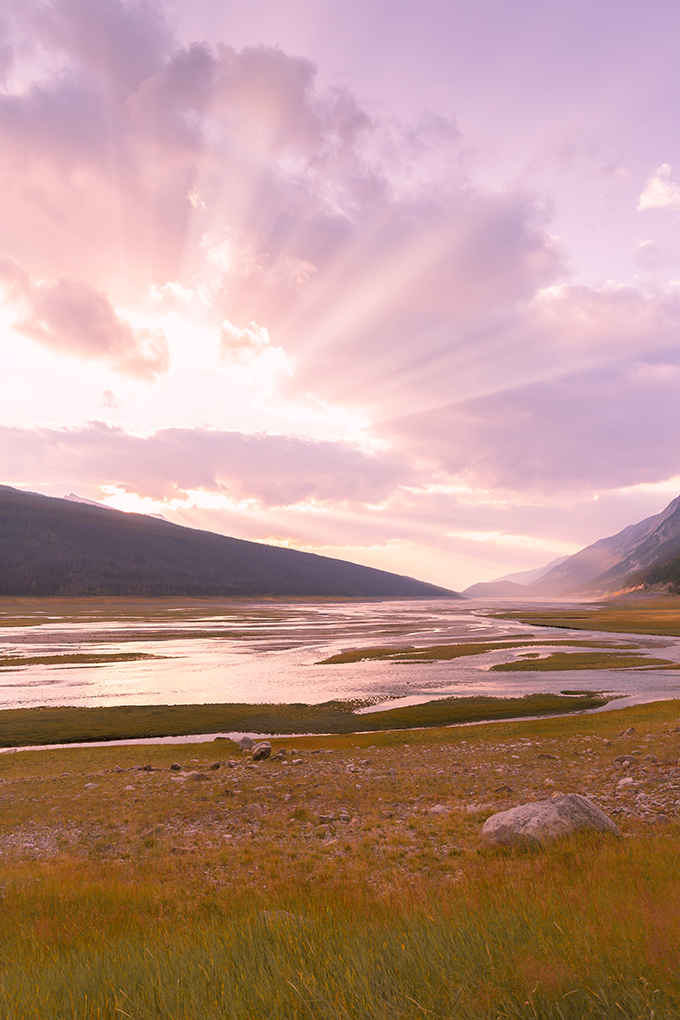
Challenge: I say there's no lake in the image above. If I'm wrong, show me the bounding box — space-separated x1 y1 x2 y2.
1 596 680 714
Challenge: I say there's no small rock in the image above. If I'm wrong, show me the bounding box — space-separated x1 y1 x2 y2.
544 779 555 787
614 755 638 766
84 783 98 790
494 784 513 794
643 754 659 764
480 793 620 848
170 763 182 771
142 764 154 772
616 777 635 789
318 813 335 823
538 753 560 760
171 776 186 783
619 727 638 737
113 765 125 773
209 761 221 770
185 771 210 782
603 739 613 746
251 742 272 762
124 785 135 791
429 804 450 816
387 768 397 777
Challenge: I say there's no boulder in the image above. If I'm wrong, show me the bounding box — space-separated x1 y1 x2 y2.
480 793 621 848
237 736 255 750
251 741 272 761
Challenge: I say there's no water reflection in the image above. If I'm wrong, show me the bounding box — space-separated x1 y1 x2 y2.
0 597 679 711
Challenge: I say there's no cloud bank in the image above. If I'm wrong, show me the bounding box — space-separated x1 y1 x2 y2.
1 0 680 586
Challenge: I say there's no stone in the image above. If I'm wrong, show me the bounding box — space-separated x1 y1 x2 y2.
113 765 125 773
643 754 659 764
494 784 513 794
185 771 210 782
537 753 560 760
617 777 635 789
170 763 182 771
614 755 638 766
84 783 98 789
251 741 272 761
237 736 255 750
619 727 638 737
142 764 154 772
480 793 620 848
209 761 221 770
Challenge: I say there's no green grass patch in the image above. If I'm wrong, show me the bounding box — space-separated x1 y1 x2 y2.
0 692 610 747
491 651 676 671
318 638 635 664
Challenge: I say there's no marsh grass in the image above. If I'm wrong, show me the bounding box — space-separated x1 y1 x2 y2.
493 599 680 637
0 692 609 747
318 638 636 665
0 652 164 669
490 650 675 671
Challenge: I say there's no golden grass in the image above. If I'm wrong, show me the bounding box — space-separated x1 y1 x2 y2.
492 598 680 636
1 699 680 1016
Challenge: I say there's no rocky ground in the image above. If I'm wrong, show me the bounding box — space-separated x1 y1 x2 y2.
1 710 679 888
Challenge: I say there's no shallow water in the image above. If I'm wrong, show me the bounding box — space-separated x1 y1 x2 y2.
1 596 680 713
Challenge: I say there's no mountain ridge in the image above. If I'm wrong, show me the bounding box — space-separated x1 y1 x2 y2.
0 485 458 598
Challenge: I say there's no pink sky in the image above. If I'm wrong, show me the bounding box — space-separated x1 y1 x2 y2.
1 0 680 590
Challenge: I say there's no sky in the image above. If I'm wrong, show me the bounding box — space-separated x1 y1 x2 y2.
1 0 680 591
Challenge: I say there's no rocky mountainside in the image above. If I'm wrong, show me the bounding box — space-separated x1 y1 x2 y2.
0 485 458 598
530 495 680 596
464 495 680 598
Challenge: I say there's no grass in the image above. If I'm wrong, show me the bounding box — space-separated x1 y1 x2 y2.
1 699 680 1017
318 638 637 664
490 650 677 671
0 652 164 669
492 598 680 637
0 692 609 747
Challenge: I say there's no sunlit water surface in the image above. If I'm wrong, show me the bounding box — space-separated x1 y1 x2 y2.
1 597 680 716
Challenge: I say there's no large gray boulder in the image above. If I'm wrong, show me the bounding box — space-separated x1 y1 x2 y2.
481 793 621 848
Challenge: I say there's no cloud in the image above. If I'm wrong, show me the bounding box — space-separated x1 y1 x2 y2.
637 163 680 211
0 422 410 506
381 351 680 493
0 259 168 379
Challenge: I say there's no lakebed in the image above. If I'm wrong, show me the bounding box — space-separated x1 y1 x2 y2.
1 596 680 734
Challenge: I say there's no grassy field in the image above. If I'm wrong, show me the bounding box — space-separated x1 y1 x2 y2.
1 699 680 1017
492 598 680 637
0 692 609 747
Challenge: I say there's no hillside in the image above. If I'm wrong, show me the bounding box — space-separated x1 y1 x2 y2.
463 495 680 598
530 495 680 596
0 486 457 598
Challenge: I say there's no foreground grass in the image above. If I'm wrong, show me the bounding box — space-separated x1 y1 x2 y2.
0 692 609 747
1 700 680 1017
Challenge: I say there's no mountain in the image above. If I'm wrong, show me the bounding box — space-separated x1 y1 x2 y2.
461 579 531 599
490 556 570 586
529 495 680 596
0 485 458 598
462 556 570 598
